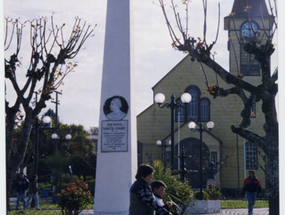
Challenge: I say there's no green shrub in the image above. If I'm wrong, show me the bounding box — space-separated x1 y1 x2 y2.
193 190 209 200
87 179 95 196
193 182 221 200
58 181 93 215
204 181 221 200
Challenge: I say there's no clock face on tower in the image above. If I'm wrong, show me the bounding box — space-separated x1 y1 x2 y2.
241 21 259 37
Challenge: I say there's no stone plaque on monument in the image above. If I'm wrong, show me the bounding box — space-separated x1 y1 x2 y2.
101 120 128 152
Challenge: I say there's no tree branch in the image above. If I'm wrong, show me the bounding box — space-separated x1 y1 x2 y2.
231 125 267 152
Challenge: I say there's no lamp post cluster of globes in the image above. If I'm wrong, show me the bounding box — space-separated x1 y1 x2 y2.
40 115 72 193
42 115 72 148
34 115 72 176
41 116 73 154
154 92 214 200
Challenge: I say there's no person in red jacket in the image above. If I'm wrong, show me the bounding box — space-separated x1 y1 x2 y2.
243 170 261 215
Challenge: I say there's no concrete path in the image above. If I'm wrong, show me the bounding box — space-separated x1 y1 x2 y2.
80 208 269 215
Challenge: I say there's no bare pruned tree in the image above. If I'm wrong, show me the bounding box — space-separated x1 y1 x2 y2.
5 16 95 210
157 0 278 214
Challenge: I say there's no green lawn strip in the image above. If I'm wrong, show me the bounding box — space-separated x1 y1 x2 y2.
221 200 269 209
8 202 94 214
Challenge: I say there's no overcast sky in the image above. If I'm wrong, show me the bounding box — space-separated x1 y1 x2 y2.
4 0 278 131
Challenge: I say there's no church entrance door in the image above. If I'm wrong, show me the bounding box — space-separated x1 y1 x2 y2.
175 138 210 188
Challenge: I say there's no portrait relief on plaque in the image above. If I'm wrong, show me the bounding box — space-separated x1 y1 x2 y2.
103 96 128 121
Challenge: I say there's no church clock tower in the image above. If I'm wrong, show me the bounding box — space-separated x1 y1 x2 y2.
224 0 274 80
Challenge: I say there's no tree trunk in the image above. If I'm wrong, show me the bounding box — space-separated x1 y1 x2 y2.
6 112 35 209
6 171 14 211
266 142 279 215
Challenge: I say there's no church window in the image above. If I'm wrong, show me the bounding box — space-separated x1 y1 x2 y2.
200 98 210 122
187 88 199 121
245 142 258 170
176 86 211 122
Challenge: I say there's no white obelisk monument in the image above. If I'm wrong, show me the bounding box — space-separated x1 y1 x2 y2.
94 0 137 214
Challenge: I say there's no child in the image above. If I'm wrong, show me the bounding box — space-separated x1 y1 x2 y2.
151 180 172 212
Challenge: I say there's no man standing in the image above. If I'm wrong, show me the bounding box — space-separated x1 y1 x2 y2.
243 170 261 215
15 172 29 210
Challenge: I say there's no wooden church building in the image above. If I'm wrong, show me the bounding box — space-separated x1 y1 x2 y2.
137 0 274 196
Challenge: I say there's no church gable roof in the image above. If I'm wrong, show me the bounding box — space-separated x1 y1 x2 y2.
151 55 190 91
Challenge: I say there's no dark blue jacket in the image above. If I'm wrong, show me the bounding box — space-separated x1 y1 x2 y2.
16 176 29 193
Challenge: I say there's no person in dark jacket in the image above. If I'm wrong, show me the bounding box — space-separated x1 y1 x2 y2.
15 172 29 210
26 175 40 210
129 164 171 215
243 170 261 215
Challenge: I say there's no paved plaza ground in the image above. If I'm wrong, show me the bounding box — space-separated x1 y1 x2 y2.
80 208 269 215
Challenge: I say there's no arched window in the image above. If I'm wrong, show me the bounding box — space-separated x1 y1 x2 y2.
187 88 199 121
245 142 258 170
200 98 210 122
175 86 211 122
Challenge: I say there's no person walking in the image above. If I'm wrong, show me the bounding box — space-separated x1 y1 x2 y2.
15 172 29 210
129 164 172 215
243 170 261 215
26 175 40 210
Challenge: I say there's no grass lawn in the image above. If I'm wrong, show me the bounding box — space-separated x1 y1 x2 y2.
8 203 61 215
221 199 269 209
8 202 94 215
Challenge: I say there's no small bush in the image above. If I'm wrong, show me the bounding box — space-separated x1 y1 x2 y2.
193 181 221 200
87 179 95 196
194 191 209 200
204 181 221 200
58 181 93 215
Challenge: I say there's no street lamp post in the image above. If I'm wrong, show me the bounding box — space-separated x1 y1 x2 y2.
188 121 214 200
30 115 51 208
155 92 192 170
33 115 52 176
51 133 72 192
156 140 171 167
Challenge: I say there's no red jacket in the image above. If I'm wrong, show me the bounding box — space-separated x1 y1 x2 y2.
243 176 261 193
